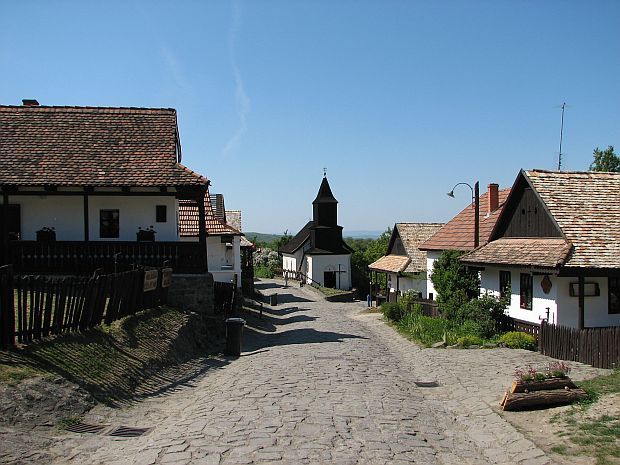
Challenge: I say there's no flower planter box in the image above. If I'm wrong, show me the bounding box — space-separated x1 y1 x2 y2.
500 376 586 411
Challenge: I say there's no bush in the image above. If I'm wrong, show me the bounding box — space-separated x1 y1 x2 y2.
382 302 406 322
399 313 450 347
456 335 484 347
254 265 275 279
500 331 536 350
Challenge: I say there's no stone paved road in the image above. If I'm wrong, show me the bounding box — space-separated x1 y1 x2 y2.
46 280 607 465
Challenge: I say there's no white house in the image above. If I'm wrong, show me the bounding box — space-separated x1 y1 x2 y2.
0 101 211 274
178 192 244 287
461 169 620 329
280 176 353 290
419 183 510 301
369 223 443 301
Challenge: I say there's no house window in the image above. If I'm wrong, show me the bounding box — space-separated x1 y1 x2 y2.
520 273 532 310
499 271 511 299
609 277 620 314
156 205 167 223
100 210 119 238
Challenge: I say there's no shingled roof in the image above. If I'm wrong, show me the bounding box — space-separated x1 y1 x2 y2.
420 188 510 251
461 238 572 269
369 223 444 273
0 105 208 187
462 170 620 269
179 191 241 237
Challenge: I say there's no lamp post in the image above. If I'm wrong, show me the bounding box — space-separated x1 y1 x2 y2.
447 181 480 248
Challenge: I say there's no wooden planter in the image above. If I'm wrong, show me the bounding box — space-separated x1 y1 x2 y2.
500 376 586 411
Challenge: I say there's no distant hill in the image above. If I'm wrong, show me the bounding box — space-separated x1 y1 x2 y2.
244 232 282 244
344 230 383 239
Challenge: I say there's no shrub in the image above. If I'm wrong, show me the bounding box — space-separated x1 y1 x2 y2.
456 335 483 347
500 331 536 350
431 250 479 319
399 313 450 347
382 302 406 322
254 265 275 279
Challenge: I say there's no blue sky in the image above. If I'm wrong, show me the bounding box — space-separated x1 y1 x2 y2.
1 1 619 234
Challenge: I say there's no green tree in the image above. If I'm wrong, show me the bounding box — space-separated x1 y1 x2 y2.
430 250 479 320
273 230 293 251
590 145 619 172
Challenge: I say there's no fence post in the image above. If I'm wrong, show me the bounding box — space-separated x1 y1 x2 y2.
0 265 15 349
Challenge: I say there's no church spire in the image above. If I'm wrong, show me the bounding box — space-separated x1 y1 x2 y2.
313 177 338 205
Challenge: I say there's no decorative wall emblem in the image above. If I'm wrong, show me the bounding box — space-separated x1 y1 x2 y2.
541 275 552 294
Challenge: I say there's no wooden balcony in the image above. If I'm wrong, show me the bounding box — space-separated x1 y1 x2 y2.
7 241 206 274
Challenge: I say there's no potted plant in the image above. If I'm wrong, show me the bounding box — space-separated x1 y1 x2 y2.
36 226 56 242
137 226 156 242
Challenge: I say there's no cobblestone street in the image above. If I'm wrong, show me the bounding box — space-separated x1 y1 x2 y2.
45 279 606 465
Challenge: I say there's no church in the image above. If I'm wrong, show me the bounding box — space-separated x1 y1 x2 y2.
280 176 353 290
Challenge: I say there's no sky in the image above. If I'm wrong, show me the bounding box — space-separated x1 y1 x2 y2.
1 1 619 234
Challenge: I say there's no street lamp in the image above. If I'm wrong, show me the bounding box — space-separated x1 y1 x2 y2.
447 181 480 248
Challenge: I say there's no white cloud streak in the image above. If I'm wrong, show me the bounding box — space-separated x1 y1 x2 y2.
222 0 250 157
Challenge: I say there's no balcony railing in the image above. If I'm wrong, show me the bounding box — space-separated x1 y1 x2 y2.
7 241 206 274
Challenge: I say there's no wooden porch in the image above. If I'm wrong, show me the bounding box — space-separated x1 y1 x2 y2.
6 240 206 274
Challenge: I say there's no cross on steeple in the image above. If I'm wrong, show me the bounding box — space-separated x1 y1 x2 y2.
323 167 327 178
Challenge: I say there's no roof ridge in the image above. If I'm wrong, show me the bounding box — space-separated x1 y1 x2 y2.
529 168 620 176
0 105 176 113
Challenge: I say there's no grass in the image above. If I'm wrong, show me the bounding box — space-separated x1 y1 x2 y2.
549 369 620 465
0 306 214 404
313 285 351 297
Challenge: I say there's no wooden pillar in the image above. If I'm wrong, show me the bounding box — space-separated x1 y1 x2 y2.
83 193 89 241
1 192 8 265
578 275 585 330
396 274 400 302
197 190 208 273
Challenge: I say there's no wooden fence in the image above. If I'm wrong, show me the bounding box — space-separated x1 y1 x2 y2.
214 280 236 315
407 298 442 318
539 322 620 369
0 267 170 349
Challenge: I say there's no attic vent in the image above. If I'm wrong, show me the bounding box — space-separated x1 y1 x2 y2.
22 99 39 106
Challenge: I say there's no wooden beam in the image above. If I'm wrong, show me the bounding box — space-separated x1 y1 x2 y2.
83 194 89 241
197 191 208 272
1 193 8 264
578 275 585 330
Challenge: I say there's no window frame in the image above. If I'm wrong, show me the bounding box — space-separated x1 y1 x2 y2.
520 273 533 310
499 270 511 299
99 209 120 239
156 205 167 223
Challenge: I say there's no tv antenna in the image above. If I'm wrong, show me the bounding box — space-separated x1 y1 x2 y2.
557 102 568 171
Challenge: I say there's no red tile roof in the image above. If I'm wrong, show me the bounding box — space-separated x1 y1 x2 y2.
178 190 241 237
0 105 208 187
420 188 510 251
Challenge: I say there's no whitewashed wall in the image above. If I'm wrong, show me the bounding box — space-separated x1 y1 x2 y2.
306 254 351 290
387 273 428 298
11 194 179 241
282 248 304 274
480 267 620 328
207 236 241 287
426 251 441 301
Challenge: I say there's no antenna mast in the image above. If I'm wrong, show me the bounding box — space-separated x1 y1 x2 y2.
558 102 566 171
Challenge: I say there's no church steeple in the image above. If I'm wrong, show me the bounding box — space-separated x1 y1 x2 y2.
313 177 338 226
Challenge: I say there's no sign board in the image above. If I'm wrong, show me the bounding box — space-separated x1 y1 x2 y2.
161 268 173 288
143 270 159 292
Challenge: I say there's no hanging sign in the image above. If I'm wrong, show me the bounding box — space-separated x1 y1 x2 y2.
161 268 173 288
143 270 159 292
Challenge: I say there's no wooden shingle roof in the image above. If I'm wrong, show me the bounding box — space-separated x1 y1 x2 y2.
461 238 572 269
395 223 444 272
369 255 411 273
0 105 208 187
420 189 510 251
526 170 620 268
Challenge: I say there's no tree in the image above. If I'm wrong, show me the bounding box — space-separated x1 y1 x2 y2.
589 145 619 172
273 230 293 251
430 250 479 320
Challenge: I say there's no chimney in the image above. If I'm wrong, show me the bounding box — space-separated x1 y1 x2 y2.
22 99 39 106
488 183 499 214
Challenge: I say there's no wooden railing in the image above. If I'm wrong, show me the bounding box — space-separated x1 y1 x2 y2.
7 241 205 274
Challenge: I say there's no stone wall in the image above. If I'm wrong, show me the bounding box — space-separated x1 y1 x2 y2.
168 273 215 317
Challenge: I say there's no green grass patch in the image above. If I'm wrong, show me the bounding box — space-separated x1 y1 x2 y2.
549 369 620 465
0 363 43 385
312 285 350 297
